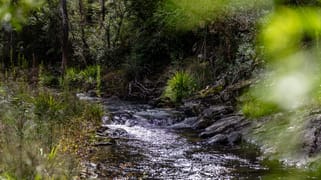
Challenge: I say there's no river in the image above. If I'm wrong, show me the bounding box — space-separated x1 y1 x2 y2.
81 96 270 179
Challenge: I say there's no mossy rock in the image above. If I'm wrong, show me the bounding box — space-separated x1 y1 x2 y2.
150 96 176 107
198 85 223 98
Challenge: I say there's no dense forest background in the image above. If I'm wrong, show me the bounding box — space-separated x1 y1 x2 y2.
0 0 273 100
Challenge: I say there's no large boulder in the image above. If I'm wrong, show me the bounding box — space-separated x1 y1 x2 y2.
170 117 199 129
202 105 233 119
227 131 242 145
199 115 246 138
207 132 241 145
180 100 205 117
207 134 228 145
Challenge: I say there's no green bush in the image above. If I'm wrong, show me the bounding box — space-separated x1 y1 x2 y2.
62 65 101 92
33 92 64 148
62 68 79 88
34 92 63 121
79 65 98 83
164 71 197 102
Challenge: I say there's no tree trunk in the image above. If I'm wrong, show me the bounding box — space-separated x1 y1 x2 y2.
60 0 69 74
78 0 85 23
100 0 105 22
106 22 111 49
86 0 93 23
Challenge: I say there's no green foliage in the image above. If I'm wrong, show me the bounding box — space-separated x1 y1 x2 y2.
48 145 58 162
34 92 63 122
0 0 44 30
161 0 222 30
241 91 280 118
184 58 215 89
83 103 104 124
243 6 321 115
33 91 67 148
0 82 79 179
62 65 101 92
0 69 104 178
79 65 99 84
38 70 59 88
160 0 272 31
260 7 321 61
65 68 78 83
164 71 197 102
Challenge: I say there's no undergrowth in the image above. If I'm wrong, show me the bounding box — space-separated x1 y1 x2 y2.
0 69 103 179
62 65 101 93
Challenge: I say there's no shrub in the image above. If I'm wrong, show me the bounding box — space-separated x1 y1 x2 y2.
33 91 64 148
62 68 79 88
164 71 197 102
62 65 101 92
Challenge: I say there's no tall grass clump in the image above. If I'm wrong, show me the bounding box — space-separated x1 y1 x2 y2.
33 92 64 148
164 71 197 102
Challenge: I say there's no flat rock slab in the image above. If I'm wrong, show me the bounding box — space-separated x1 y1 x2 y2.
206 132 242 145
199 115 246 138
192 105 234 129
207 134 228 145
170 117 199 129
201 105 233 119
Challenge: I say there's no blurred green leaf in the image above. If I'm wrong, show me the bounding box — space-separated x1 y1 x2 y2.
0 0 44 30
260 7 321 61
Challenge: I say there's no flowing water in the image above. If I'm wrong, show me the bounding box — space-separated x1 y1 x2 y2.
82 96 269 179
